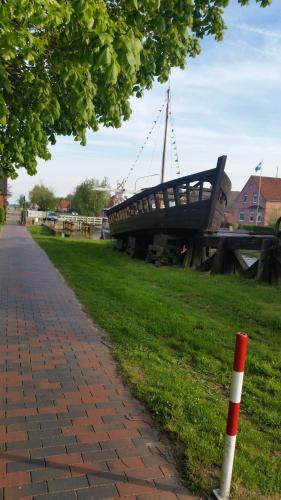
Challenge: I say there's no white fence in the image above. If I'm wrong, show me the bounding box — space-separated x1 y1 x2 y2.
27 210 104 226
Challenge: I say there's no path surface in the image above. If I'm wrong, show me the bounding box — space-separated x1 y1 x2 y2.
0 225 196 500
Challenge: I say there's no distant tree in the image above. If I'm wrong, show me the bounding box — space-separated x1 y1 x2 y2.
267 211 281 228
29 184 56 211
18 194 26 208
72 178 110 216
0 0 270 178
65 193 74 208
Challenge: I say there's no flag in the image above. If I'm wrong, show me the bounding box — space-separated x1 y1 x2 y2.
255 161 263 173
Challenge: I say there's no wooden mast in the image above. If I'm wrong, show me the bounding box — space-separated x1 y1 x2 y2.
160 87 170 184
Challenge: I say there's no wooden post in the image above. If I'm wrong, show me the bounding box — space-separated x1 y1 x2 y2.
211 238 234 275
257 239 272 283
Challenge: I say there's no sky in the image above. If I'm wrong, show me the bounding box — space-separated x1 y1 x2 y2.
10 0 281 202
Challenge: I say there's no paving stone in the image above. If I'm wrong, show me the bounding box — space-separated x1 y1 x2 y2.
82 449 117 463
4 480 47 499
67 443 101 454
77 484 118 499
31 467 72 482
41 435 77 447
6 439 42 451
34 493 77 500
48 475 89 492
6 458 44 473
30 445 66 459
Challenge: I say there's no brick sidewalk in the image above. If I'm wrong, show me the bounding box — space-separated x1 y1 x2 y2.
0 226 197 499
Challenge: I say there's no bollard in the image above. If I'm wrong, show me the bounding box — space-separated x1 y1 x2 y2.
213 332 248 500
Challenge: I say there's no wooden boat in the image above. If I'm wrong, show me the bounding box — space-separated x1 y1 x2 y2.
107 155 231 241
107 89 231 264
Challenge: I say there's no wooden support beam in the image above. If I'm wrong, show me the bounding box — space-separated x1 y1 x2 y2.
257 239 281 284
199 234 278 251
232 250 250 277
210 238 235 275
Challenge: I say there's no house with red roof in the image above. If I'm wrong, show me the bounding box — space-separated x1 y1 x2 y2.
57 199 71 212
233 175 281 226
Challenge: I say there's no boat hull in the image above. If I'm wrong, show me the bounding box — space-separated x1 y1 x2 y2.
107 156 231 241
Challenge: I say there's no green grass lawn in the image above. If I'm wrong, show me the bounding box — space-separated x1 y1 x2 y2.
30 226 281 499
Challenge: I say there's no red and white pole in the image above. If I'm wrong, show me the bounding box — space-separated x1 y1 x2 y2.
213 332 248 500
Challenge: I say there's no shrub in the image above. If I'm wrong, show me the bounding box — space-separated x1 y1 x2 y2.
241 224 275 234
0 206 5 224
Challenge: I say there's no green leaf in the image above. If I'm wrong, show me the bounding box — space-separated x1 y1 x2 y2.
1 46 16 61
97 47 112 66
156 16 166 33
106 61 120 84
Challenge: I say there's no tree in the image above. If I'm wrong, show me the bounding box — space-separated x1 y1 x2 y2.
29 184 56 211
72 178 110 216
18 194 29 208
0 1 270 178
18 194 25 208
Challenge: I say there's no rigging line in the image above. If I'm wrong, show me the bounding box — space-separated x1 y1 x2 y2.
169 111 176 175
122 98 166 188
146 102 165 185
169 87 181 175
170 113 173 174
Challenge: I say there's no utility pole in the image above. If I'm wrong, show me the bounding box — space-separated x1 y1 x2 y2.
255 172 262 225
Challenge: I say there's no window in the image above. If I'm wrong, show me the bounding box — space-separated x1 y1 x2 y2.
243 194 248 203
148 194 156 210
202 182 212 200
131 202 138 216
189 181 200 203
137 200 143 214
257 212 262 223
239 211 244 222
177 184 188 205
155 191 165 209
253 193 258 205
249 211 254 223
166 187 176 207
143 197 149 213
131 205 137 216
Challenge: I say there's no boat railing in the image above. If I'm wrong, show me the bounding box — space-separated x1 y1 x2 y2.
108 171 227 225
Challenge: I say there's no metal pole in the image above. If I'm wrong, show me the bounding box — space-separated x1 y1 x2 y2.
255 172 262 225
134 174 159 192
213 332 248 500
22 196 26 225
161 87 170 184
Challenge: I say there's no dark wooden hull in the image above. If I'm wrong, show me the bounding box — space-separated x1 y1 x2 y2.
107 156 231 240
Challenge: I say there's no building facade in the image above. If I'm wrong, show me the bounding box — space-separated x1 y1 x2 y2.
233 175 281 225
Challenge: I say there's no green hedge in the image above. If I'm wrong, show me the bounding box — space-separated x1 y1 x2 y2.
239 224 275 234
0 206 5 224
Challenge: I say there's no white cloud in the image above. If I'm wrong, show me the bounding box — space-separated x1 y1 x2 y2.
236 24 281 40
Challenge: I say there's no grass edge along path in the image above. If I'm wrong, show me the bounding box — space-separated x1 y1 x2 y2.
30 227 281 499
